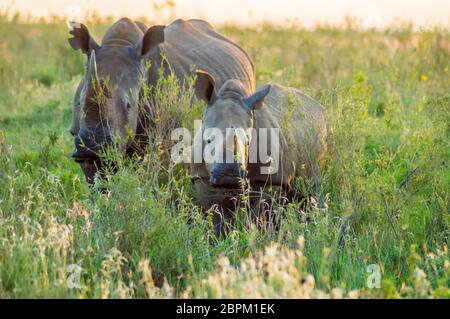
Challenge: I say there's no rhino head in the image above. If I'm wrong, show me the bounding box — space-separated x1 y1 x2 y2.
68 21 165 183
194 70 271 188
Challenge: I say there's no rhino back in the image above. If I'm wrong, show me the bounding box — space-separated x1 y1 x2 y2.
101 17 145 46
157 19 255 92
250 84 330 186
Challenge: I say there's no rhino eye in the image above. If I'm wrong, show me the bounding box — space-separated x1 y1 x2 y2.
126 102 131 110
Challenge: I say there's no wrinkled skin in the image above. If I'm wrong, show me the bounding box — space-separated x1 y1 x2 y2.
191 72 332 235
69 18 161 183
192 75 263 188
192 72 331 190
144 19 255 94
69 18 255 184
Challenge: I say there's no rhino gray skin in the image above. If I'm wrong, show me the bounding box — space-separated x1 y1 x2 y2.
191 72 332 229
69 18 255 183
144 19 255 92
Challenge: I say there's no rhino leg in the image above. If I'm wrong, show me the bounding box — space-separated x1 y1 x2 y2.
250 189 287 233
211 205 234 239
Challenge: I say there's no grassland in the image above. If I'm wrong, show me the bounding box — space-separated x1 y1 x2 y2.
0 14 449 298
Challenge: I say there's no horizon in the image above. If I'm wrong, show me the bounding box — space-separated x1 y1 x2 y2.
1 0 449 29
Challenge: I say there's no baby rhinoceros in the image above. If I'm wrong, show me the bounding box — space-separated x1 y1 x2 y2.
191 71 332 234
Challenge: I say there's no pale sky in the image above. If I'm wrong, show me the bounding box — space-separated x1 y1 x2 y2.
1 0 449 28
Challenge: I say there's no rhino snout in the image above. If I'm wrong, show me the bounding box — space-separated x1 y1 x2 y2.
72 130 112 162
210 163 247 187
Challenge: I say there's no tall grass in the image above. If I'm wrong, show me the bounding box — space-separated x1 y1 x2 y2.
0 15 448 298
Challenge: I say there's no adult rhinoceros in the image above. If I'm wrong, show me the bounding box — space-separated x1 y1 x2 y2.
68 18 255 183
191 72 332 234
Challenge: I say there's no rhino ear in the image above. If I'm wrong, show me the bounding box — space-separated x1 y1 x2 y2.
68 22 99 55
137 25 165 57
195 70 216 105
244 84 271 110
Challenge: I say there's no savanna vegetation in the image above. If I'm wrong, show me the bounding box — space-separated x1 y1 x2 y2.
0 13 448 298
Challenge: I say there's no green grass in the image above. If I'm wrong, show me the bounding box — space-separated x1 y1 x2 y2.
0 16 448 298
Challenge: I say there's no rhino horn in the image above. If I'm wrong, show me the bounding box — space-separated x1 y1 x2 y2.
87 50 99 87
85 50 109 103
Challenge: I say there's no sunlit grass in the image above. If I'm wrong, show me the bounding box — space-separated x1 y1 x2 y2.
0 15 448 298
